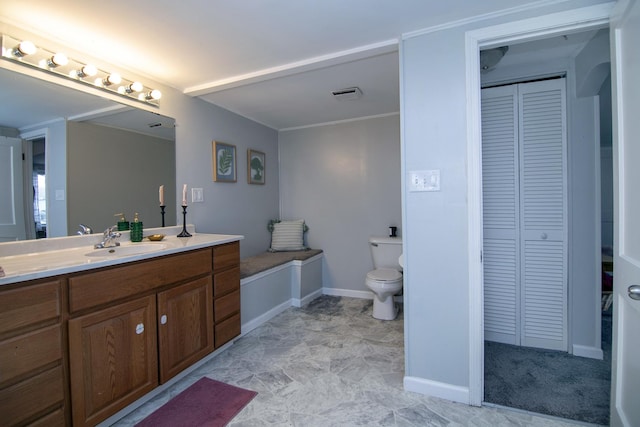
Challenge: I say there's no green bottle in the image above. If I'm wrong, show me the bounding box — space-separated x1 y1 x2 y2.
130 213 143 242
115 213 129 231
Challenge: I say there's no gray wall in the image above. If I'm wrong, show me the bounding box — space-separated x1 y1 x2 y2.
44 120 67 237
66 121 176 234
279 115 401 294
400 0 609 398
166 96 280 258
599 76 613 249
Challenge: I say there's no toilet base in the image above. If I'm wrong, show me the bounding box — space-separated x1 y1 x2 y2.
372 295 398 320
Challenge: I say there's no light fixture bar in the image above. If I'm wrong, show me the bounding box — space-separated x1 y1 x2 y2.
1 34 161 107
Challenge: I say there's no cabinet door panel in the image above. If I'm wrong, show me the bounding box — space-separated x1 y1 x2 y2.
158 276 213 383
69 296 157 427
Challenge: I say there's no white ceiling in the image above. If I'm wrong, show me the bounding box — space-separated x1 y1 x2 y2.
0 0 600 130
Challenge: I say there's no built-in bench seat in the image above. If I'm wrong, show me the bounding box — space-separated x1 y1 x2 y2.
240 249 323 334
240 249 323 278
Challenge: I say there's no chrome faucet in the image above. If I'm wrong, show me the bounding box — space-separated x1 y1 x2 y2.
77 224 93 235
94 225 122 249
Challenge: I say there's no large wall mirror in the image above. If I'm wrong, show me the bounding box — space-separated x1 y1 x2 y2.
0 67 176 241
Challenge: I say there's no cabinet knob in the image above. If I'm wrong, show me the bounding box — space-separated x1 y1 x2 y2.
135 323 144 335
161 314 167 325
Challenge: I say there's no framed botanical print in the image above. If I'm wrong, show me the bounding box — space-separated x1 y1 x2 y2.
247 149 265 185
212 141 237 182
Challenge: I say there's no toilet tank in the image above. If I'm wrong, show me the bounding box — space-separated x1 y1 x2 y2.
369 236 402 269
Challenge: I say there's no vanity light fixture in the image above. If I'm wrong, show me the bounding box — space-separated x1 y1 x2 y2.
12 40 36 57
101 72 121 86
46 52 68 68
145 89 162 100
1 34 161 106
74 64 97 78
124 81 143 93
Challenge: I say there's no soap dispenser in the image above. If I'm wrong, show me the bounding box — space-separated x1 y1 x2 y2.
130 213 143 242
115 213 129 231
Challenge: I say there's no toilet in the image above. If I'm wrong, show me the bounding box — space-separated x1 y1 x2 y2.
365 236 403 320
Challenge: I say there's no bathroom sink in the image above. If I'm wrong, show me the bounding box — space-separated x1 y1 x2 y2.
85 243 167 258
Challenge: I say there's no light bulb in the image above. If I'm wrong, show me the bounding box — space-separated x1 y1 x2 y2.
103 73 121 85
47 52 68 67
76 64 97 78
146 89 162 100
127 81 143 93
13 40 36 57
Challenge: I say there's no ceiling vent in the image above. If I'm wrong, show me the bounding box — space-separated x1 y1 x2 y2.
332 87 362 100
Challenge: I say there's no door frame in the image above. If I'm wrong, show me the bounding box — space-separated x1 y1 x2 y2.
20 128 49 240
464 3 615 406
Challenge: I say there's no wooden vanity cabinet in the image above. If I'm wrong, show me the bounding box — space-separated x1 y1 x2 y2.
213 242 241 348
157 275 213 383
67 248 214 427
0 279 67 427
68 296 158 427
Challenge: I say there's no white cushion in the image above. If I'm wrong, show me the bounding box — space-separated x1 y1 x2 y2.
270 219 306 251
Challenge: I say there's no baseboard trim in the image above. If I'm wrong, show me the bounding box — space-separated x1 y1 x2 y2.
241 299 292 335
322 287 404 303
572 344 604 360
322 287 373 299
292 289 323 308
404 376 470 404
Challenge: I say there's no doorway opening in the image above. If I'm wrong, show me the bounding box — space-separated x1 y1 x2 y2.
31 137 47 238
477 29 612 425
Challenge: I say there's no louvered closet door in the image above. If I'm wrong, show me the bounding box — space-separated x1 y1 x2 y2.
481 85 520 345
518 79 567 351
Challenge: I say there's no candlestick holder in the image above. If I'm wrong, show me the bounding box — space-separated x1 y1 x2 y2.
160 205 166 227
177 205 192 237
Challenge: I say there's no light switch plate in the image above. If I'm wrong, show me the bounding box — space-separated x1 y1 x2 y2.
55 189 65 200
408 170 440 192
191 188 204 203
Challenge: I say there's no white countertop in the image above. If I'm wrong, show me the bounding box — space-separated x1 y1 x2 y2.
0 225 243 286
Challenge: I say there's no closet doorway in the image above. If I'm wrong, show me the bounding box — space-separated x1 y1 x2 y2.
482 77 568 351
479 29 612 424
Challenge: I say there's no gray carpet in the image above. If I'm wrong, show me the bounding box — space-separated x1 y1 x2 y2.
484 312 612 425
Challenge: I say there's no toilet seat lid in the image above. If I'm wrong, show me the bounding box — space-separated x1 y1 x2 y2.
367 268 402 281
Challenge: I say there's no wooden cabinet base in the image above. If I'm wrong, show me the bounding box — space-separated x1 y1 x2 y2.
0 365 64 426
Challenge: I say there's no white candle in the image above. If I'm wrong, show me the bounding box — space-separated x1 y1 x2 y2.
182 184 187 206
159 185 164 205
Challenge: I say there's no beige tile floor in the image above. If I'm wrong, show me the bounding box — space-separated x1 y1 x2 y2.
112 296 588 427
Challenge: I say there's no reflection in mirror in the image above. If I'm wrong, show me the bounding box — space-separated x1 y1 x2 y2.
0 67 176 241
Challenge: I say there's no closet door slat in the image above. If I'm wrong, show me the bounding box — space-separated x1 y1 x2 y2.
519 79 568 351
481 86 520 345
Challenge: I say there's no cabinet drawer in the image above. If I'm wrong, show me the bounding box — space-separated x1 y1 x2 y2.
215 313 240 348
69 248 212 313
214 289 240 323
0 365 64 426
0 324 62 386
27 408 66 427
213 267 240 297
0 280 61 337
213 241 239 272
